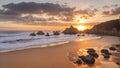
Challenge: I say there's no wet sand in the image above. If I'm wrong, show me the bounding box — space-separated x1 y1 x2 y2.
0 36 119 68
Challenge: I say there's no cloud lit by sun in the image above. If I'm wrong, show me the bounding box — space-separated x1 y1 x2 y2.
75 16 86 24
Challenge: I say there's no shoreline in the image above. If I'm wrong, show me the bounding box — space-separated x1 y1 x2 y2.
0 36 119 68
0 41 70 53
0 35 101 53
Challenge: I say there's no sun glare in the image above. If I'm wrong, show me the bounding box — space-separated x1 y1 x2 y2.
77 25 86 31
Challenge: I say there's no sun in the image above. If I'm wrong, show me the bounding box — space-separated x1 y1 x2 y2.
77 25 86 31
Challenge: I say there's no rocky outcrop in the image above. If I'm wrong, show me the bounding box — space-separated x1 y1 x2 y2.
45 33 50 36
63 26 79 34
53 31 60 35
36 31 44 35
30 32 36 36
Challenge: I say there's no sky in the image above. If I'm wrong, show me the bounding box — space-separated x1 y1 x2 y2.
0 0 120 31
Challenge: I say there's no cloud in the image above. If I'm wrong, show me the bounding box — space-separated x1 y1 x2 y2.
102 7 120 16
75 8 98 19
103 5 110 9
111 4 118 7
0 2 98 25
2 2 74 15
111 7 120 15
102 4 118 9
0 10 20 15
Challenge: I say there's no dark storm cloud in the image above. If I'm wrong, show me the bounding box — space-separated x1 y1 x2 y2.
2 2 74 15
102 7 120 16
0 10 20 15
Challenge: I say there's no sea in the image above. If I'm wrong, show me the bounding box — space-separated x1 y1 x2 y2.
0 31 101 52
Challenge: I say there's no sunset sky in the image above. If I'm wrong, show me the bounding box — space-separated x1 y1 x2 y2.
0 0 120 31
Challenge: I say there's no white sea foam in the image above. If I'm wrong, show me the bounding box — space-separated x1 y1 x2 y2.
0 32 101 52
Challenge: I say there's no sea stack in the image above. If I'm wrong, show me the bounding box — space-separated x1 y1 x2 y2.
30 32 36 36
36 31 44 35
63 25 79 34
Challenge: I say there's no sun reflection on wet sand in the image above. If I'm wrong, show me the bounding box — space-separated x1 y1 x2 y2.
67 46 120 68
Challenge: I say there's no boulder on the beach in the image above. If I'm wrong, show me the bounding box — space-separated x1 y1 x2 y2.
63 25 79 34
74 59 82 65
45 33 50 36
103 54 110 59
109 47 116 51
115 44 120 47
88 52 99 58
36 31 44 35
30 32 36 36
104 52 111 55
101 49 109 54
79 55 95 65
87 48 96 53
116 62 120 65
53 31 60 35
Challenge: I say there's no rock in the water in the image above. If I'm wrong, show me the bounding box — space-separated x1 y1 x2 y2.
30 32 36 36
109 47 116 51
53 31 60 35
63 25 79 34
36 31 44 35
45 33 50 36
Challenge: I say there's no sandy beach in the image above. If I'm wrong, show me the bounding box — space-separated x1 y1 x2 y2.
0 36 120 68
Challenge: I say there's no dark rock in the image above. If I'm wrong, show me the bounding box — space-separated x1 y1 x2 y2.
30 32 36 36
103 55 110 59
74 59 82 65
77 34 80 37
36 31 44 35
115 44 120 47
116 62 120 65
87 48 96 53
101 49 109 53
104 52 111 55
45 33 50 36
79 55 95 65
109 47 116 51
63 25 79 34
88 52 99 58
79 56 85 59
53 31 60 35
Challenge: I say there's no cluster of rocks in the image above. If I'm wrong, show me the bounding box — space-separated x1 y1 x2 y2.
101 49 111 59
30 31 45 36
72 46 119 66
53 31 60 35
30 31 61 36
74 48 97 66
